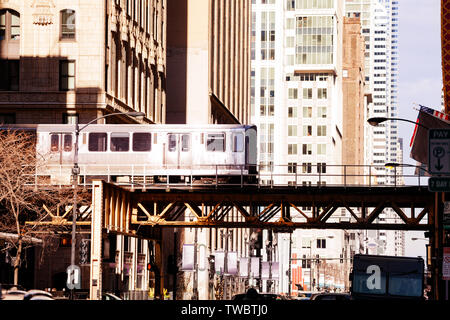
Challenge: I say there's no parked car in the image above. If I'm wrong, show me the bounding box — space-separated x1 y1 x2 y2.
296 291 317 300
310 292 352 301
23 289 54 300
1 289 27 300
0 287 54 300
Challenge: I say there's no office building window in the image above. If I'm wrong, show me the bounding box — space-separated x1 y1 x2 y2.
317 238 327 248
0 60 19 91
317 125 327 136
302 162 312 173
0 9 20 40
296 15 334 64
303 106 312 118
288 106 297 118
59 60 75 91
61 9 76 39
0 113 15 124
288 88 298 99
317 106 327 118
317 88 327 99
317 144 326 155
62 113 78 124
288 125 297 136
303 125 312 136
288 162 297 173
288 144 297 155
302 144 312 155
303 88 312 99
317 162 326 173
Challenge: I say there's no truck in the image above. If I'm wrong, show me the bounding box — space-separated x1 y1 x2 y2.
350 254 425 300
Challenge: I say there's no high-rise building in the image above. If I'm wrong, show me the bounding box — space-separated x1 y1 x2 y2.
0 0 166 125
252 0 344 187
345 0 399 185
345 0 402 255
166 0 251 125
0 0 168 295
251 0 362 294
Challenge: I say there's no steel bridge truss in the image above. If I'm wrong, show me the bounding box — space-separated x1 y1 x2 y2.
25 180 438 300
108 182 434 232
27 181 435 231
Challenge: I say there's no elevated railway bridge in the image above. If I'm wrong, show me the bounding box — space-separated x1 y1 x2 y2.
25 166 447 300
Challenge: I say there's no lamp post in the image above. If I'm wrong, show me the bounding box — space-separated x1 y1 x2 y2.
384 162 430 187
369 116 447 300
220 230 233 300
265 231 277 293
69 111 144 299
367 117 429 129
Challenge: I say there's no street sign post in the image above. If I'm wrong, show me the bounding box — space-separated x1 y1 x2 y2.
443 248 450 281
428 129 450 175
66 264 81 290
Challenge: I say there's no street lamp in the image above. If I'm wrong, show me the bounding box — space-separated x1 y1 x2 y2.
220 230 233 300
371 116 444 300
265 233 277 293
367 116 429 129
69 111 145 298
384 162 430 187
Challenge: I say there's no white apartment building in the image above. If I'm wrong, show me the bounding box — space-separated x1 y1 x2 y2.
251 0 357 294
252 0 344 187
345 0 403 256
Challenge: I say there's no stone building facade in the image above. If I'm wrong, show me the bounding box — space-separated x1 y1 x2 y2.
0 0 166 125
0 0 167 297
166 0 251 125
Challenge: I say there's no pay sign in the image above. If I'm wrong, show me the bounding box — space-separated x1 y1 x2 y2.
428 129 450 175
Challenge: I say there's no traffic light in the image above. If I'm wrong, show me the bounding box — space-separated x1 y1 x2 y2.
59 236 71 247
340 253 343 263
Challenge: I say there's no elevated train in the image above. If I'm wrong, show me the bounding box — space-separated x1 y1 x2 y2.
2 124 257 186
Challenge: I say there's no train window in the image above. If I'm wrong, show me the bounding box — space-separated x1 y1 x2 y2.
133 132 151 151
168 134 177 152
50 134 59 152
181 134 190 152
63 134 72 152
206 133 225 152
110 132 129 152
232 133 244 152
88 132 107 152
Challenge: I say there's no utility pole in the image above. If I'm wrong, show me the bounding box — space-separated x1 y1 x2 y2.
288 233 292 296
192 228 198 300
221 230 232 300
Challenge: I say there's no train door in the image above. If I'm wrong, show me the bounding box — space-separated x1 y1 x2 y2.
49 132 74 164
165 133 192 169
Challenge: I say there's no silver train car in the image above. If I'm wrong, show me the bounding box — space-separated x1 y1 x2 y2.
4 124 257 185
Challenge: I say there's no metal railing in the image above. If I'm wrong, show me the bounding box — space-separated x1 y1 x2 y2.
28 163 430 189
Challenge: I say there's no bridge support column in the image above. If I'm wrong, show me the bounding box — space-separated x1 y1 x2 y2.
90 180 104 300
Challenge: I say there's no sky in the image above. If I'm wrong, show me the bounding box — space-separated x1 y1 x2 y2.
398 0 441 257
398 0 442 165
